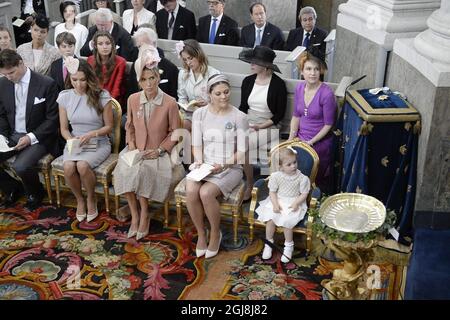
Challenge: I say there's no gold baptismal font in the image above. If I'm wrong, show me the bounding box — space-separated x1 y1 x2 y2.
318 193 387 300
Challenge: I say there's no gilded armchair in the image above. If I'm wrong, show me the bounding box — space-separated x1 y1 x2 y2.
248 139 321 255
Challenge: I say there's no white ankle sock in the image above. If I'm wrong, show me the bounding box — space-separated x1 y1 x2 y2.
281 241 294 263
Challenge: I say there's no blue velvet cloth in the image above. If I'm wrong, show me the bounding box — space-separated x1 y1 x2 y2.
359 89 409 110
405 228 450 299
334 89 420 244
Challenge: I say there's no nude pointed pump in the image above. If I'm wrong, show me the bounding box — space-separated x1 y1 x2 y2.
205 231 222 259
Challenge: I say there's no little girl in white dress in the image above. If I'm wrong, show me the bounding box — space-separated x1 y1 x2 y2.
256 146 310 262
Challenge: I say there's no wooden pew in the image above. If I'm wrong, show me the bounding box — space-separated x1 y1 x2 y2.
157 38 297 79
78 55 347 137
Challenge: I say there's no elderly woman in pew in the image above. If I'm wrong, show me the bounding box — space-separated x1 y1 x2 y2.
58 58 113 223
127 27 179 100
238 46 287 200
288 50 336 193
113 50 184 241
88 0 123 28
16 14 61 76
87 31 127 106
176 39 220 131
186 74 248 259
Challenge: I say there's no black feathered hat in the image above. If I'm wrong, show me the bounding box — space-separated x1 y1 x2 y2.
238 45 281 73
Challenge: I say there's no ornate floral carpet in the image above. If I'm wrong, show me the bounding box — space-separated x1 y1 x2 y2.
222 241 333 300
0 204 201 300
221 240 408 300
0 203 406 300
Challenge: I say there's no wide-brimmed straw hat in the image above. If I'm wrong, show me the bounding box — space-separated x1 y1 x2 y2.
238 46 281 73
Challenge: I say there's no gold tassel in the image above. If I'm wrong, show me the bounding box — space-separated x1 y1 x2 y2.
413 121 421 134
359 121 373 136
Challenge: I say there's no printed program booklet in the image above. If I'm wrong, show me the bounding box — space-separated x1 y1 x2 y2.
0 135 14 152
177 100 198 112
186 163 215 181
120 149 145 167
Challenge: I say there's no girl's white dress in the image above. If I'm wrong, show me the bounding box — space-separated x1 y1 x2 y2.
256 169 310 229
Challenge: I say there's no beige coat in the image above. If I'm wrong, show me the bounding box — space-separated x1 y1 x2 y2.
126 89 181 153
16 42 61 76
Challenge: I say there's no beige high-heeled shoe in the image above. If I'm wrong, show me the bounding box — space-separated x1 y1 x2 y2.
75 202 86 222
136 230 148 241
127 219 139 238
136 216 150 241
195 247 207 258
86 206 98 222
205 231 222 259
76 211 86 222
195 228 209 257
127 227 138 238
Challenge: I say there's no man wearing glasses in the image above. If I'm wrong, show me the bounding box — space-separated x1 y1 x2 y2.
285 6 328 60
196 0 239 46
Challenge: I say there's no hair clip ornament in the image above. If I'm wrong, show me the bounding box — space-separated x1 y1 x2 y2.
286 146 298 154
64 56 79 75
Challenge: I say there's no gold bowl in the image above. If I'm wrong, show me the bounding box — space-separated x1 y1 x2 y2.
319 193 386 233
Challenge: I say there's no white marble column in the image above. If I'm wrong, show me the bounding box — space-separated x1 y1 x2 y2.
414 0 450 65
387 1 450 216
339 0 441 48
333 0 441 87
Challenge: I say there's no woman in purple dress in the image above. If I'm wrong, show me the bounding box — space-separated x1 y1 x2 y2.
288 51 336 191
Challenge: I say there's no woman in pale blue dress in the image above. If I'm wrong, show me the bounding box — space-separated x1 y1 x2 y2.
57 59 113 223
187 74 249 259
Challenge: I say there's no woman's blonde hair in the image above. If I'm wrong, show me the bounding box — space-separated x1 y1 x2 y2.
180 39 209 80
297 51 327 75
138 66 160 88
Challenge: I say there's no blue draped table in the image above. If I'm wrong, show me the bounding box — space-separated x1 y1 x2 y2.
334 89 421 244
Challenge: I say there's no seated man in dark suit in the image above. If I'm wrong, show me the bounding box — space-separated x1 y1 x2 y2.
156 0 197 41
80 8 136 61
240 2 285 50
285 6 327 60
197 0 239 46
0 49 59 210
